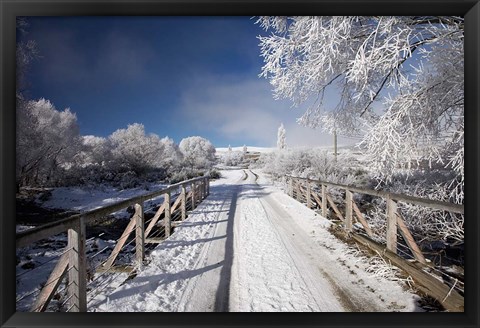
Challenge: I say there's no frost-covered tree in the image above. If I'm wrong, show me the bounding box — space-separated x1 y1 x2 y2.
277 123 287 150
179 136 216 170
78 135 111 166
257 16 464 202
16 98 81 187
108 123 165 174
159 136 183 170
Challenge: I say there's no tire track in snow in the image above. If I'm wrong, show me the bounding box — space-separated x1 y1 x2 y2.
230 174 342 311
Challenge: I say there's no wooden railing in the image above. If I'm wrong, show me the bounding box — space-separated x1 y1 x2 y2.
16 176 210 312
285 175 464 312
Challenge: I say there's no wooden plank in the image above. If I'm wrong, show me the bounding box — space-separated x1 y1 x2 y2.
386 197 398 254
396 212 427 264
345 190 353 231
102 217 136 271
191 182 196 210
311 190 323 211
297 184 306 205
134 203 145 267
164 191 171 237
145 237 167 244
351 233 464 312
170 193 183 216
322 184 327 217
306 180 312 208
352 201 374 237
31 252 69 312
181 185 187 221
296 181 302 202
144 203 165 238
326 193 344 221
67 217 87 312
17 217 80 249
289 178 293 197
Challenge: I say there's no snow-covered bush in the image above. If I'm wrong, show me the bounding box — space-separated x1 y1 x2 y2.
169 169 204 184
179 136 216 170
364 170 464 247
219 151 244 167
207 168 222 180
260 148 366 204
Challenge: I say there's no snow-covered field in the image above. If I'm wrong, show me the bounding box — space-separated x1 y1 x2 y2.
17 167 423 312
215 146 276 154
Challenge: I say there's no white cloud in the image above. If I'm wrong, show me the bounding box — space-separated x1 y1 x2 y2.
178 75 359 148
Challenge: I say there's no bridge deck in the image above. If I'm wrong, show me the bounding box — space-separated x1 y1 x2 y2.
89 169 421 312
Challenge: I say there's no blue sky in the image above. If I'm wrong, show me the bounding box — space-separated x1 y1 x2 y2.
20 16 356 148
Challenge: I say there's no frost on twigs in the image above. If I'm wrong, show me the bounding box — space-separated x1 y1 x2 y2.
257 16 464 202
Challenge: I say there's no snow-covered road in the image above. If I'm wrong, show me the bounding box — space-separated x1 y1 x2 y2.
91 169 421 312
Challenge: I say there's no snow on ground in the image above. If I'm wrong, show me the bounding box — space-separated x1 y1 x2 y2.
87 168 421 312
39 182 167 215
215 146 275 153
90 169 243 311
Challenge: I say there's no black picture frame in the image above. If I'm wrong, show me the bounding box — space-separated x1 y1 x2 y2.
1 1 478 328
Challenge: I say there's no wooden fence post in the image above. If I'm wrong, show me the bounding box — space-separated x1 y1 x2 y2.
191 182 196 209
134 203 145 267
289 178 293 197
306 179 312 209
386 197 398 254
181 184 187 221
164 191 172 237
296 181 301 202
321 184 327 217
67 216 87 312
345 190 353 231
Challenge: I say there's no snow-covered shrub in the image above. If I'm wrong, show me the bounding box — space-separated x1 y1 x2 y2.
219 151 244 166
363 170 464 247
179 136 216 170
169 169 204 184
207 168 222 180
260 148 367 205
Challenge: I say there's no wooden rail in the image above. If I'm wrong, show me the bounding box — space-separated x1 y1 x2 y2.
16 176 210 312
285 175 464 312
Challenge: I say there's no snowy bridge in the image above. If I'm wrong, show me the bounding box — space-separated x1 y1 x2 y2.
15 170 464 312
